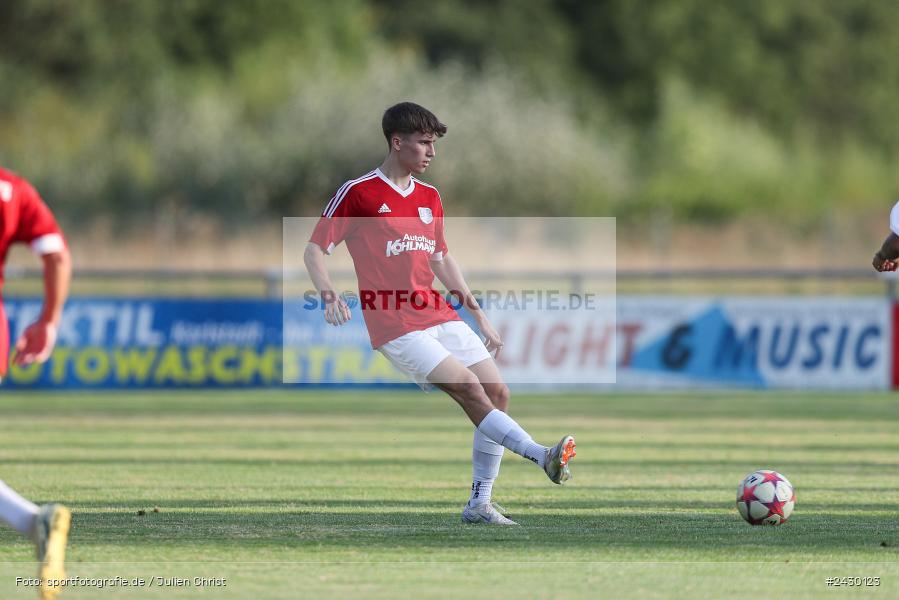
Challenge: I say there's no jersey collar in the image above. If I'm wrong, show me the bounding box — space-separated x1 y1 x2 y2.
376 168 416 198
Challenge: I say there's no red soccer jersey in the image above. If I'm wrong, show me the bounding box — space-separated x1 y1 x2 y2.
0 167 66 291
309 168 460 348
0 166 66 376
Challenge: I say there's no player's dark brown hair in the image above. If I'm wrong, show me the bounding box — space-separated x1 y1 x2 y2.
382 102 447 145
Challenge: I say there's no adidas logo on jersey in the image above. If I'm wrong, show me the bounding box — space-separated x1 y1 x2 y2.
378 203 391 213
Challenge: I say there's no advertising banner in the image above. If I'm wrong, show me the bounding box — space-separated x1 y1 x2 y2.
2 299 288 388
2 296 892 390
612 297 891 390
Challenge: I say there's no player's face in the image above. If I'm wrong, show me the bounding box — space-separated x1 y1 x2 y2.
394 132 437 174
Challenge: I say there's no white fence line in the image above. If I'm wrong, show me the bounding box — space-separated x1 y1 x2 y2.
5 267 898 298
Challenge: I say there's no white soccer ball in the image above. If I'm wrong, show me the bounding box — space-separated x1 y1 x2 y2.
736 469 795 525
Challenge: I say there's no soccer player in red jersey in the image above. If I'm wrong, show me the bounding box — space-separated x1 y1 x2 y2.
1 165 72 599
872 201 899 272
304 103 576 525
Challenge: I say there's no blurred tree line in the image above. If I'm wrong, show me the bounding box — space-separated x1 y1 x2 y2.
1 0 897 232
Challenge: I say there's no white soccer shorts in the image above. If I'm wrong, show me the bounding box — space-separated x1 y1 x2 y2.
377 320 491 390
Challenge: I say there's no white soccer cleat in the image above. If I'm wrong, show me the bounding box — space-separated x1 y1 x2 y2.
461 502 519 525
490 501 510 518
544 435 576 484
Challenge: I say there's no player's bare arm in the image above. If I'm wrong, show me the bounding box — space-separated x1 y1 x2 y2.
14 248 71 366
303 241 351 325
430 252 504 357
872 233 899 272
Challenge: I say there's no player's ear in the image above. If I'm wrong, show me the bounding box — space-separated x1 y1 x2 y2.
391 134 403 152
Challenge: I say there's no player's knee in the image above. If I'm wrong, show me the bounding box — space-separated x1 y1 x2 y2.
448 374 488 405
487 384 510 412
460 380 488 405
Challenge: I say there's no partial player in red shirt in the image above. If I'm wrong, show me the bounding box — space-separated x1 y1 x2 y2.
0 166 71 600
304 103 576 525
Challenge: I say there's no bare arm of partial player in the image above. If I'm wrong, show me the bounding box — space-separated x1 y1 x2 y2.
429 252 504 357
303 242 351 325
14 247 71 365
872 233 899 272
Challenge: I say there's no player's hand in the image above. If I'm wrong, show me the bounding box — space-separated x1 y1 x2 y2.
324 295 351 326
13 320 58 366
873 252 898 272
479 320 504 359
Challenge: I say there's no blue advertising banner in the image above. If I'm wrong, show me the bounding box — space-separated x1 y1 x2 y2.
3 299 289 388
3 298 410 389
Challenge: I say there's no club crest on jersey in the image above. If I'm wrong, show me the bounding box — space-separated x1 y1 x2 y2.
0 181 12 203
418 207 433 224
386 233 436 256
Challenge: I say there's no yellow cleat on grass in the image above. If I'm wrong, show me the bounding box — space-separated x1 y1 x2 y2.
34 504 71 600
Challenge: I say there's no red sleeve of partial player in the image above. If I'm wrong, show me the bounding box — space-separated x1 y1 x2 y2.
309 187 358 254
12 179 65 253
433 191 448 257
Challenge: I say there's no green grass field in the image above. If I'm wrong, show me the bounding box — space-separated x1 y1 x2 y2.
1 390 897 599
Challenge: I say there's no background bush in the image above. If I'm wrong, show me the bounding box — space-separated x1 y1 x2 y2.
1 0 897 234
